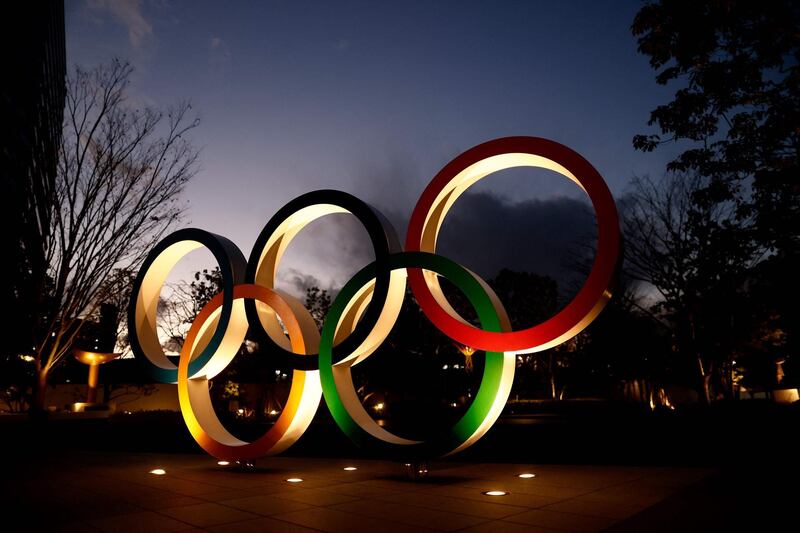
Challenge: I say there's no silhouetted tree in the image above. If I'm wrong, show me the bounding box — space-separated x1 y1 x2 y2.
190 267 224 312
623 173 759 402
632 0 800 365
304 286 332 329
23 60 199 411
488 270 563 399
633 1 798 243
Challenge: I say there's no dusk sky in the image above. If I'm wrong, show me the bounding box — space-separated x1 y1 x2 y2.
66 1 676 299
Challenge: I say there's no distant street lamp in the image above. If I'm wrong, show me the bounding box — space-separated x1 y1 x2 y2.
455 343 476 371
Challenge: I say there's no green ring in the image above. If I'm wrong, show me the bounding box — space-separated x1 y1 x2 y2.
319 251 513 458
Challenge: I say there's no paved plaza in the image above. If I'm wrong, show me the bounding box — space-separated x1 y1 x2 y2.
5 452 716 532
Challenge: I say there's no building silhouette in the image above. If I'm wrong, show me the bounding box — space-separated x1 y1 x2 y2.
0 0 66 356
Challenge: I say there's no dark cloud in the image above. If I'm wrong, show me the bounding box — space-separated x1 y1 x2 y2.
349 146 598 298
274 213 376 299
434 191 596 298
276 268 324 296
275 189 597 303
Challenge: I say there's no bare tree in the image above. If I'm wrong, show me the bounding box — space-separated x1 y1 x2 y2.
28 59 199 411
154 280 200 353
623 173 759 403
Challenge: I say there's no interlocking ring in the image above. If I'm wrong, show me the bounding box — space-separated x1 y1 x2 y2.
178 284 321 460
128 228 247 383
406 136 621 354
128 136 620 461
319 252 513 458
244 190 405 370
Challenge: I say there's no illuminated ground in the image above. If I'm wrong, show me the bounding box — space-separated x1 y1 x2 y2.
6 452 716 532
4 404 797 530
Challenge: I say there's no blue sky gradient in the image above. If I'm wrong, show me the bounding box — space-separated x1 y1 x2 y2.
66 1 675 296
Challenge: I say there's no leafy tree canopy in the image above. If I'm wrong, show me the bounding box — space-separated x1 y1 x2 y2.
632 0 799 253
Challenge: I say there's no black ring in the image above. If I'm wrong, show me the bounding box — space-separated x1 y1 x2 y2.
245 190 400 370
128 228 246 383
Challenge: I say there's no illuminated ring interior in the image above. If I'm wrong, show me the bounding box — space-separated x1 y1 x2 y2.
127 228 247 383
319 251 515 458
178 284 322 461
405 136 621 354
245 190 406 370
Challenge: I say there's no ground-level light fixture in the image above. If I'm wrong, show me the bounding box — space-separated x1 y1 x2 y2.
286 477 303 483
483 490 508 496
343 466 357 471
149 469 166 475
518 473 536 479
217 461 230 466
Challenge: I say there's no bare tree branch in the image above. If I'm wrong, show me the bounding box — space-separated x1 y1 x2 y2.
28 59 199 410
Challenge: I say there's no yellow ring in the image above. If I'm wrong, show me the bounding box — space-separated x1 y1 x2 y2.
177 284 321 461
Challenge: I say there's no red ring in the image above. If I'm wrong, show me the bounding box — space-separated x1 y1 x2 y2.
405 136 621 353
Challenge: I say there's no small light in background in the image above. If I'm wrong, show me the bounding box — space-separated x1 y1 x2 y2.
343 466 357 471
373 402 385 412
518 473 536 479
483 490 507 496
286 477 303 483
269 409 279 416
149 469 166 475
217 461 230 466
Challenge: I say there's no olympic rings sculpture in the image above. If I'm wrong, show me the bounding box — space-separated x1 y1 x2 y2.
128 136 621 461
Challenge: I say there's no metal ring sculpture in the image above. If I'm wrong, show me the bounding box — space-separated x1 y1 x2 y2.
128 136 621 461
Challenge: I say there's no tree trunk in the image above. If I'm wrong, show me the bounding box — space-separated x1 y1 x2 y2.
549 353 557 400
32 368 49 414
719 360 735 401
697 355 711 404
689 316 712 404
